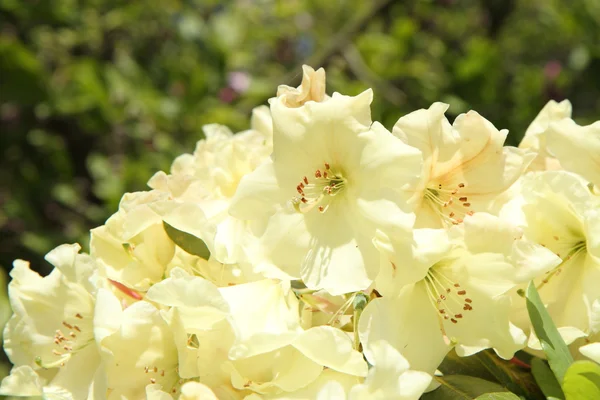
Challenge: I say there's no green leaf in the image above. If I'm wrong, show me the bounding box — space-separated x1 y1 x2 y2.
421 375 512 400
475 393 521 400
562 361 600 400
438 349 543 399
0 37 47 105
531 357 565 400
526 281 573 383
438 349 498 383
163 221 210 260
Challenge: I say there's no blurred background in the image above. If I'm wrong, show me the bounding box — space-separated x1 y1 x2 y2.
1 0 600 279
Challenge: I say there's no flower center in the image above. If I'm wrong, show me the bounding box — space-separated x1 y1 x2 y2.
422 266 474 337
423 182 473 225
537 240 587 290
292 162 347 214
143 363 184 394
35 311 94 369
143 334 202 394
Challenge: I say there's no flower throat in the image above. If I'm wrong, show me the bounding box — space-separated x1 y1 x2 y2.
293 162 347 214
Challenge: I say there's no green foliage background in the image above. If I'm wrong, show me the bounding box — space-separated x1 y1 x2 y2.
1 0 600 276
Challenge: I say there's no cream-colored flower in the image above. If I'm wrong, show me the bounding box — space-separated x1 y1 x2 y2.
501 171 600 340
146 269 367 398
145 268 241 397
90 190 211 292
220 280 367 382
230 90 422 295
98 299 181 399
393 103 534 228
519 100 572 171
361 213 561 375
149 121 272 267
250 342 430 400
224 325 368 397
243 369 360 400
276 65 327 107
1 244 107 399
348 340 431 400
219 279 302 359
547 118 600 187
162 123 272 201
225 346 323 396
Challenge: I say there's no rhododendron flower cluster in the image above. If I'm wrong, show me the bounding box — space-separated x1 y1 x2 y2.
2 65 599 399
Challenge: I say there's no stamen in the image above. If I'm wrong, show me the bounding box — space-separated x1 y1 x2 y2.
45 311 94 369
424 181 475 226
537 241 587 290
423 266 474 333
292 163 347 214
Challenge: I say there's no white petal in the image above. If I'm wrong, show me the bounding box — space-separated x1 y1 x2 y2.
93 288 123 345
179 382 219 400
0 365 44 396
220 280 302 359
100 301 179 395
374 228 452 297
301 207 379 295
317 380 348 400
547 119 600 186
228 346 322 394
145 267 229 330
349 340 431 400
229 161 287 220
519 99 572 171
359 292 449 375
145 384 174 400
580 342 600 363
292 326 368 377
392 102 450 170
